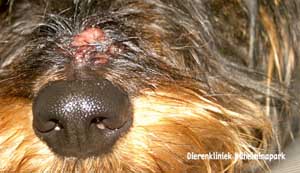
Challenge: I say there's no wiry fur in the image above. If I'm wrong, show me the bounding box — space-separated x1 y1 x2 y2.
0 0 299 172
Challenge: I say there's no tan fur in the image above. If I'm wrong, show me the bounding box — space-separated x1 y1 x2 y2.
0 85 272 172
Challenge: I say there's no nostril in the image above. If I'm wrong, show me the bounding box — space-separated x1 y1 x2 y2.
91 117 107 130
34 119 63 133
90 115 129 130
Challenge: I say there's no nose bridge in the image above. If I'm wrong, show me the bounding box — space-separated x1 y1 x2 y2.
57 94 101 142
58 94 104 122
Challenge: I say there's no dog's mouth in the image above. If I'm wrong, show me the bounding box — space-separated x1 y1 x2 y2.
32 79 133 158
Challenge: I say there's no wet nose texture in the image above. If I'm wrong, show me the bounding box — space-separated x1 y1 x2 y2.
32 79 132 158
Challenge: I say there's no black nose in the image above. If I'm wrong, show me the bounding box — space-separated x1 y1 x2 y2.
32 79 132 158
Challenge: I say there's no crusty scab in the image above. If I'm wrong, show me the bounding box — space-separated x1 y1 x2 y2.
70 27 124 66
72 28 106 47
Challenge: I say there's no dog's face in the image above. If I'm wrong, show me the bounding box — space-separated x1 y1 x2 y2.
0 0 299 172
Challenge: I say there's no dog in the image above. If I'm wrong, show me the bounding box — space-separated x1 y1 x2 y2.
0 0 299 172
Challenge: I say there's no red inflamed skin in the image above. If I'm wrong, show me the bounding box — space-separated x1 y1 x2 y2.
71 28 119 65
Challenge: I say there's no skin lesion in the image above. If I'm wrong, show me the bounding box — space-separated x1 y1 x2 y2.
69 27 124 66
71 28 105 47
